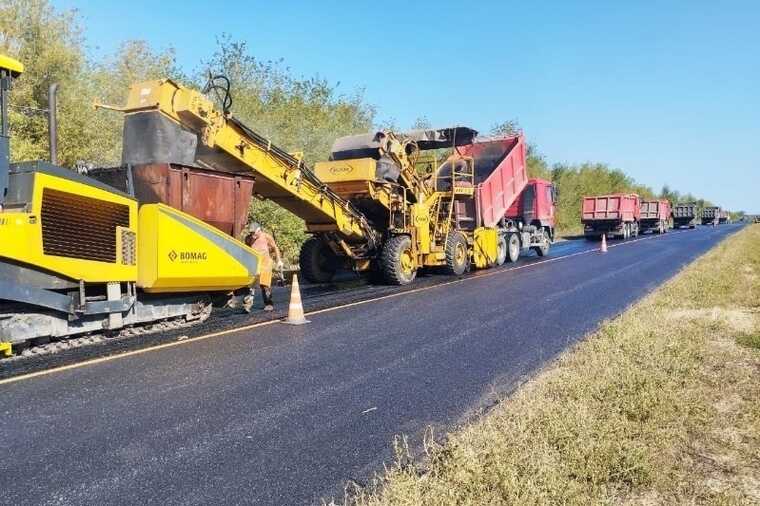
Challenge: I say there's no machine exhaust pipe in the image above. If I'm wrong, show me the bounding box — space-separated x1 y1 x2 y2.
48 83 58 165
0 68 11 206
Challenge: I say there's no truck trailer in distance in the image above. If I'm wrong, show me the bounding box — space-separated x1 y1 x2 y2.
639 199 672 234
672 203 699 229
702 206 720 225
582 193 641 239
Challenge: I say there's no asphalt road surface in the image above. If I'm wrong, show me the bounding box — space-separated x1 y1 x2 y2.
0 224 742 505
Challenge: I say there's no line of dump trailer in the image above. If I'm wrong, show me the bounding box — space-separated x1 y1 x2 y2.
582 196 729 239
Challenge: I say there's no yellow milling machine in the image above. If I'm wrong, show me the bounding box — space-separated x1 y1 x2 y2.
103 76 519 288
1 58 537 352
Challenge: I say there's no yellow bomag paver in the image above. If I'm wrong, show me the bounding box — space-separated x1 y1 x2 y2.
0 55 263 346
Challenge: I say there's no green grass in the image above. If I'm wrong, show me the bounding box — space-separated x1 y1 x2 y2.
737 333 760 350
330 225 760 506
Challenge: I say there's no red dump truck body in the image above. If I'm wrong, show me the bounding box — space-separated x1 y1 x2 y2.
640 199 670 221
463 134 528 228
582 193 641 239
460 135 553 259
639 199 672 234
89 163 255 238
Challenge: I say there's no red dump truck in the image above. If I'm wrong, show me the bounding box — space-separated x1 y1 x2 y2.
461 136 555 263
639 199 672 234
500 178 557 261
582 193 641 239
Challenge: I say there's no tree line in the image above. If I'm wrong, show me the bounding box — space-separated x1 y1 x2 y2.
1 0 720 260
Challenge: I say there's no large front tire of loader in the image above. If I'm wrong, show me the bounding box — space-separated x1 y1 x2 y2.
380 235 417 285
444 231 469 276
299 237 337 284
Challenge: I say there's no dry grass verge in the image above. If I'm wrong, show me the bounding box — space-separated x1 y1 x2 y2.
334 225 760 505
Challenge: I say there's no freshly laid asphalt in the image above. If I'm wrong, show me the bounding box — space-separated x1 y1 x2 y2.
0 224 742 505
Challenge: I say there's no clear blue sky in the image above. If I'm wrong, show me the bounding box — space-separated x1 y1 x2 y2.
55 0 759 212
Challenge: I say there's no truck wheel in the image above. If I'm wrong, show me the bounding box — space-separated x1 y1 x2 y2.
507 233 520 263
533 233 550 257
380 235 417 285
444 231 468 276
299 237 337 284
632 224 639 237
496 235 508 266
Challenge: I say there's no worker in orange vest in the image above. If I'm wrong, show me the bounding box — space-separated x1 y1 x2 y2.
244 222 284 311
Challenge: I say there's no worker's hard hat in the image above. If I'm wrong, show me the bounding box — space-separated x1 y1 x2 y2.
248 222 261 234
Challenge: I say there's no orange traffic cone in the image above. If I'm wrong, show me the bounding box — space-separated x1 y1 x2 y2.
600 233 608 253
283 274 309 325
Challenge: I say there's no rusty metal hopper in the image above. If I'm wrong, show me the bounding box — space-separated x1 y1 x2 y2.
89 163 254 239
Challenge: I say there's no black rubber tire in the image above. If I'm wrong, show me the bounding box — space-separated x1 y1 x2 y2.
380 235 417 285
532 230 550 257
496 235 508 266
444 231 468 276
299 237 337 284
507 233 520 263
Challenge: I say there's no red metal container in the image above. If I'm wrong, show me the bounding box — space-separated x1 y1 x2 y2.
462 134 528 228
639 199 671 233
133 163 254 238
89 163 255 238
640 199 671 221
582 193 641 238
582 194 640 223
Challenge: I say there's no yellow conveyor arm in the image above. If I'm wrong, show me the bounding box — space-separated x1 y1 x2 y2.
119 79 378 252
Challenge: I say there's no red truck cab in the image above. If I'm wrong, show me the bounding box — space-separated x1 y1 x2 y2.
505 178 556 237
499 178 557 262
